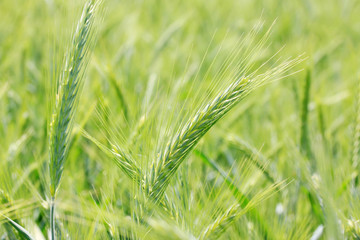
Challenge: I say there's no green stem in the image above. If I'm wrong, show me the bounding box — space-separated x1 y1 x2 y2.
50 196 56 240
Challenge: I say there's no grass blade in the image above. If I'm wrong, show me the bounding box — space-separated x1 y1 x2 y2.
300 70 312 159
1 215 35 240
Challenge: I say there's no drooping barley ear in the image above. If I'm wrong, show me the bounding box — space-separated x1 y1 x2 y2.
146 77 251 200
147 56 304 201
48 0 101 239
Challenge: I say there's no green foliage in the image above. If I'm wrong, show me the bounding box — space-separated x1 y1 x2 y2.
300 70 312 160
1 0 360 239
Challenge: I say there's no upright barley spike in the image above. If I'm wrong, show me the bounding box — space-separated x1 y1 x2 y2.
48 1 100 239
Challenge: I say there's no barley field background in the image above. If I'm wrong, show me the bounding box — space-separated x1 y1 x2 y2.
0 0 360 239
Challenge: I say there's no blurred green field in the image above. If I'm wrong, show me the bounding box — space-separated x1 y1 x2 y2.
1 0 360 239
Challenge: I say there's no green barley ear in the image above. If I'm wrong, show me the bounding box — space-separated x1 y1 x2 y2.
49 0 101 197
48 0 101 239
148 56 304 200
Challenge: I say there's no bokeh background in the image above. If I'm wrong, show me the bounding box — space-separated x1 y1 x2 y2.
1 0 360 239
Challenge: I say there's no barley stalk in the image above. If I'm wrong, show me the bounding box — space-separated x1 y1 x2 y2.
48 0 100 238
